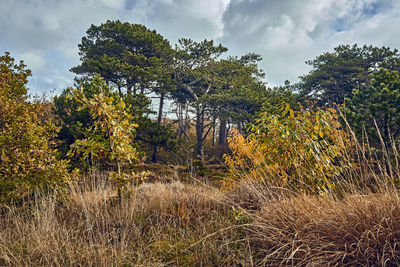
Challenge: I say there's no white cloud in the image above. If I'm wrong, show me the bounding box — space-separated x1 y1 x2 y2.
219 0 399 85
122 0 230 42
0 0 399 92
329 5 400 49
17 51 46 71
0 0 126 92
0 0 231 93
102 0 126 9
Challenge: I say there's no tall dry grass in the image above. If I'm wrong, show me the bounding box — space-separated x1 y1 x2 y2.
226 180 400 266
0 176 253 266
1 173 399 266
253 191 400 266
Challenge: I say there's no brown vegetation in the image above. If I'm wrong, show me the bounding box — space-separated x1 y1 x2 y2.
0 171 399 266
0 178 247 266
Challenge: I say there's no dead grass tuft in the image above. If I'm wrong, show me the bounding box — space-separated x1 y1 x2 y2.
249 191 400 266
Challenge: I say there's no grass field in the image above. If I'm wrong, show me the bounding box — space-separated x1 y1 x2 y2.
1 168 399 266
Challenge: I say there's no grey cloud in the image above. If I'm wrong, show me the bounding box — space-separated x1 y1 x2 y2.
220 0 399 85
0 0 399 92
123 0 228 42
0 0 229 93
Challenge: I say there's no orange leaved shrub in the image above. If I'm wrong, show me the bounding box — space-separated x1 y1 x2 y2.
223 104 354 194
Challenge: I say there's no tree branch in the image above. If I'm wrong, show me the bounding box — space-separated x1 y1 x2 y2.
182 83 199 100
202 124 213 141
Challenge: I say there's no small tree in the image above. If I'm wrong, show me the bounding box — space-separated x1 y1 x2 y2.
67 76 139 197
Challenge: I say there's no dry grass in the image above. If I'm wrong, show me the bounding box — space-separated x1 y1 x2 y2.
249 190 400 266
1 159 400 266
0 179 252 266
1 175 399 266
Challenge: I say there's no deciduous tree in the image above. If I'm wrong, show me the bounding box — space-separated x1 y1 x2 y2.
0 53 70 201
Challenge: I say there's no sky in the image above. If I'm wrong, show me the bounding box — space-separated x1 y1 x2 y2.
1 0 400 94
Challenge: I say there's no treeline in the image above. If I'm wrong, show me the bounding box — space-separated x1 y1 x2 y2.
64 20 272 161
2 20 400 201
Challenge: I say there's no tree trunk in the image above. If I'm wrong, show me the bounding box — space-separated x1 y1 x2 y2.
117 161 122 205
196 104 205 159
185 104 189 135
117 85 122 97
152 92 165 163
127 79 133 97
212 117 216 147
178 102 186 140
218 119 227 145
177 103 183 140
237 121 243 134
151 145 158 163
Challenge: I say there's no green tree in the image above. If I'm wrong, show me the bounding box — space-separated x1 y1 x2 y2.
261 81 299 116
298 44 400 106
149 57 176 162
173 38 227 158
71 20 175 162
344 69 400 153
0 53 70 202
53 76 118 165
206 54 267 145
71 20 171 95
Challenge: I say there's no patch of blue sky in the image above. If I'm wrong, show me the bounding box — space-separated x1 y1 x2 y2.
124 0 136 11
332 0 389 34
332 18 349 33
363 1 382 17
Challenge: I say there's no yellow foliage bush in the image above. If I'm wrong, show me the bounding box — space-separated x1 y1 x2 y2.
223 104 354 194
0 53 70 202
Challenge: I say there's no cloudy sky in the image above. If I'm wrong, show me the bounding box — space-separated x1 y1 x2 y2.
1 0 399 94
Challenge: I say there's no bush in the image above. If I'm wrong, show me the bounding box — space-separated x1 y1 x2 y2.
223 104 354 194
0 53 70 202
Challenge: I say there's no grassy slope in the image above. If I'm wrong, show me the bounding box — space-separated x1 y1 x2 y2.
0 175 399 266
